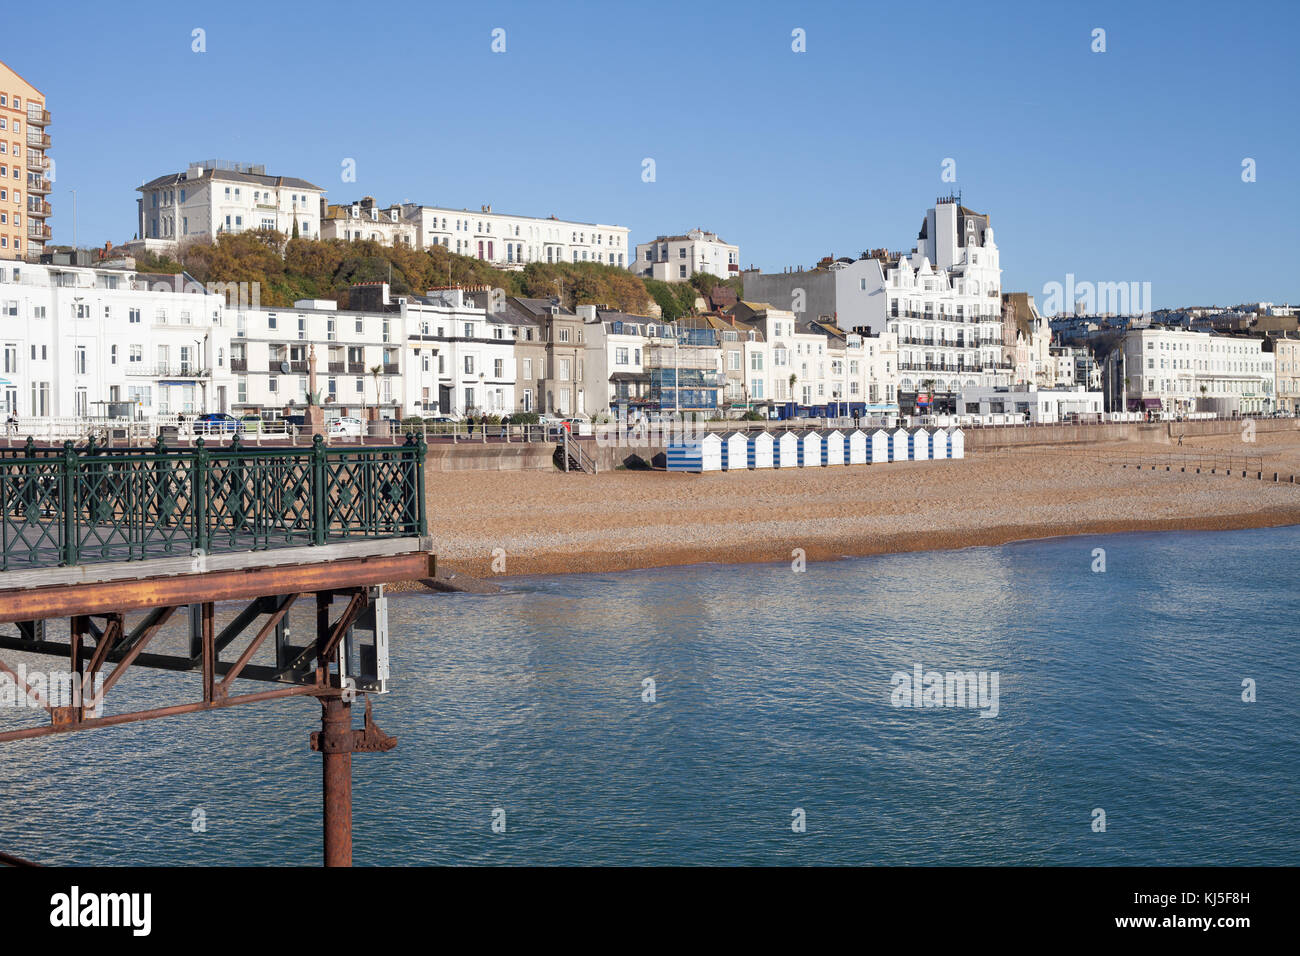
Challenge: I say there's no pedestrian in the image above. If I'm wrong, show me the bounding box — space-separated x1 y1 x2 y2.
5 413 16 438
466 414 475 437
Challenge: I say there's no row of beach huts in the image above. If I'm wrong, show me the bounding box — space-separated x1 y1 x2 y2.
666 427 966 472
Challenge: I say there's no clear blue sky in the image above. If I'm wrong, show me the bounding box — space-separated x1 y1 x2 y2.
13 0 1298 308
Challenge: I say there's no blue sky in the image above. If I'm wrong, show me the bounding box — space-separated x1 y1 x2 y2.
12 0 1299 308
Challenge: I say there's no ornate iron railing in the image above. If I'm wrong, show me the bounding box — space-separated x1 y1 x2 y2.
0 435 427 571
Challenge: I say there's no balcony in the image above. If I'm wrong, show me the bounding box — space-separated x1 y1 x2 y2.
230 358 248 372
268 360 308 373
27 155 50 171
26 131 51 149
383 363 400 375
27 200 51 218
26 108 50 127
28 177 51 195
347 361 366 374
28 223 52 240
328 361 345 373
126 364 210 378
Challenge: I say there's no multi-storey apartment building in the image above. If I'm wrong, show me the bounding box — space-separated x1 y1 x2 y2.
230 293 404 420
0 59 51 261
1273 336 1300 414
401 287 516 417
1105 327 1275 416
0 260 232 418
742 197 1012 412
132 160 325 251
400 203 629 269
633 229 740 282
320 197 416 246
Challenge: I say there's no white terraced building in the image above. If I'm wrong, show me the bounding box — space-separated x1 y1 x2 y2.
398 286 517 417
399 203 629 269
0 260 232 419
131 160 325 252
1108 327 1275 416
230 297 405 421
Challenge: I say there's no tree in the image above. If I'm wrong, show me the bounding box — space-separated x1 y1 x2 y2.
370 365 383 416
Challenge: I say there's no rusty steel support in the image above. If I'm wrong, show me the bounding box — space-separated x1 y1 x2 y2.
318 696 353 867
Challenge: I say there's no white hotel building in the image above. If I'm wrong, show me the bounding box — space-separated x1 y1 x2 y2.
131 161 325 252
1110 327 1274 416
742 197 1011 408
399 203 629 269
0 259 232 418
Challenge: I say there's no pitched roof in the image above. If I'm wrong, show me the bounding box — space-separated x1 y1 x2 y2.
138 167 324 193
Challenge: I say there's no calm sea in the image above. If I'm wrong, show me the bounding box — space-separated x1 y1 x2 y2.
2 526 1297 865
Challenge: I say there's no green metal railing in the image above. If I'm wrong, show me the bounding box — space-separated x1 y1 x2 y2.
0 434 427 572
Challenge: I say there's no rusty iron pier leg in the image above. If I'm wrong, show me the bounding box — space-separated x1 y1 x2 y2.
319 696 353 867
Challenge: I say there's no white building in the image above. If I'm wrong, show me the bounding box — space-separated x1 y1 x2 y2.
1108 328 1275 416
633 229 740 282
401 287 516 417
132 160 325 252
399 203 629 270
742 197 1014 411
958 384 1103 423
321 196 416 246
230 295 404 421
0 259 232 419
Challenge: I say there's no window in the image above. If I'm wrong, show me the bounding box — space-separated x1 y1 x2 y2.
464 356 474 375
494 358 503 378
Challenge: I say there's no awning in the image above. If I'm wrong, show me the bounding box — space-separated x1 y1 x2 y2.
610 372 650 383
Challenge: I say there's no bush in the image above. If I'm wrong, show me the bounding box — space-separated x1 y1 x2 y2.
509 411 540 425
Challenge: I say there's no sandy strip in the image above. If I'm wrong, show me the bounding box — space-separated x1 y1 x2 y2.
417 432 1300 581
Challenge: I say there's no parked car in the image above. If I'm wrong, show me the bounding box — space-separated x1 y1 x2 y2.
327 417 363 438
194 413 243 435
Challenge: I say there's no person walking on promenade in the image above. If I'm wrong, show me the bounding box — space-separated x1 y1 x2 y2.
466 414 475 437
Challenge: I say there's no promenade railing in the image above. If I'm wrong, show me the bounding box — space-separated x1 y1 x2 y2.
0 434 427 572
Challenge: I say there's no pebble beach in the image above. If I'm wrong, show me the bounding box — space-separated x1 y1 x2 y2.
421 429 1300 579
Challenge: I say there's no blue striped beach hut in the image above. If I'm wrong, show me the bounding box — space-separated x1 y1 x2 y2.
911 427 931 461
891 427 910 462
796 430 823 467
749 431 775 469
720 431 750 471
847 429 868 465
822 429 846 465
666 433 723 472
930 428 949 460
949 428 966 459
869 428 890 463
775 431 800 468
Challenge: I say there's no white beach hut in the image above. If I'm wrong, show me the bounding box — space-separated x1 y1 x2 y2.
930 428 949 461
847 429 868 465
749 431 775 469
775 431 801 469
797 430 823 467
720 431 750 471
911 427 931 462
666 433 723 473
822 429 846 466
948 427 966 459
891 427 911 462
869 428 891 463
